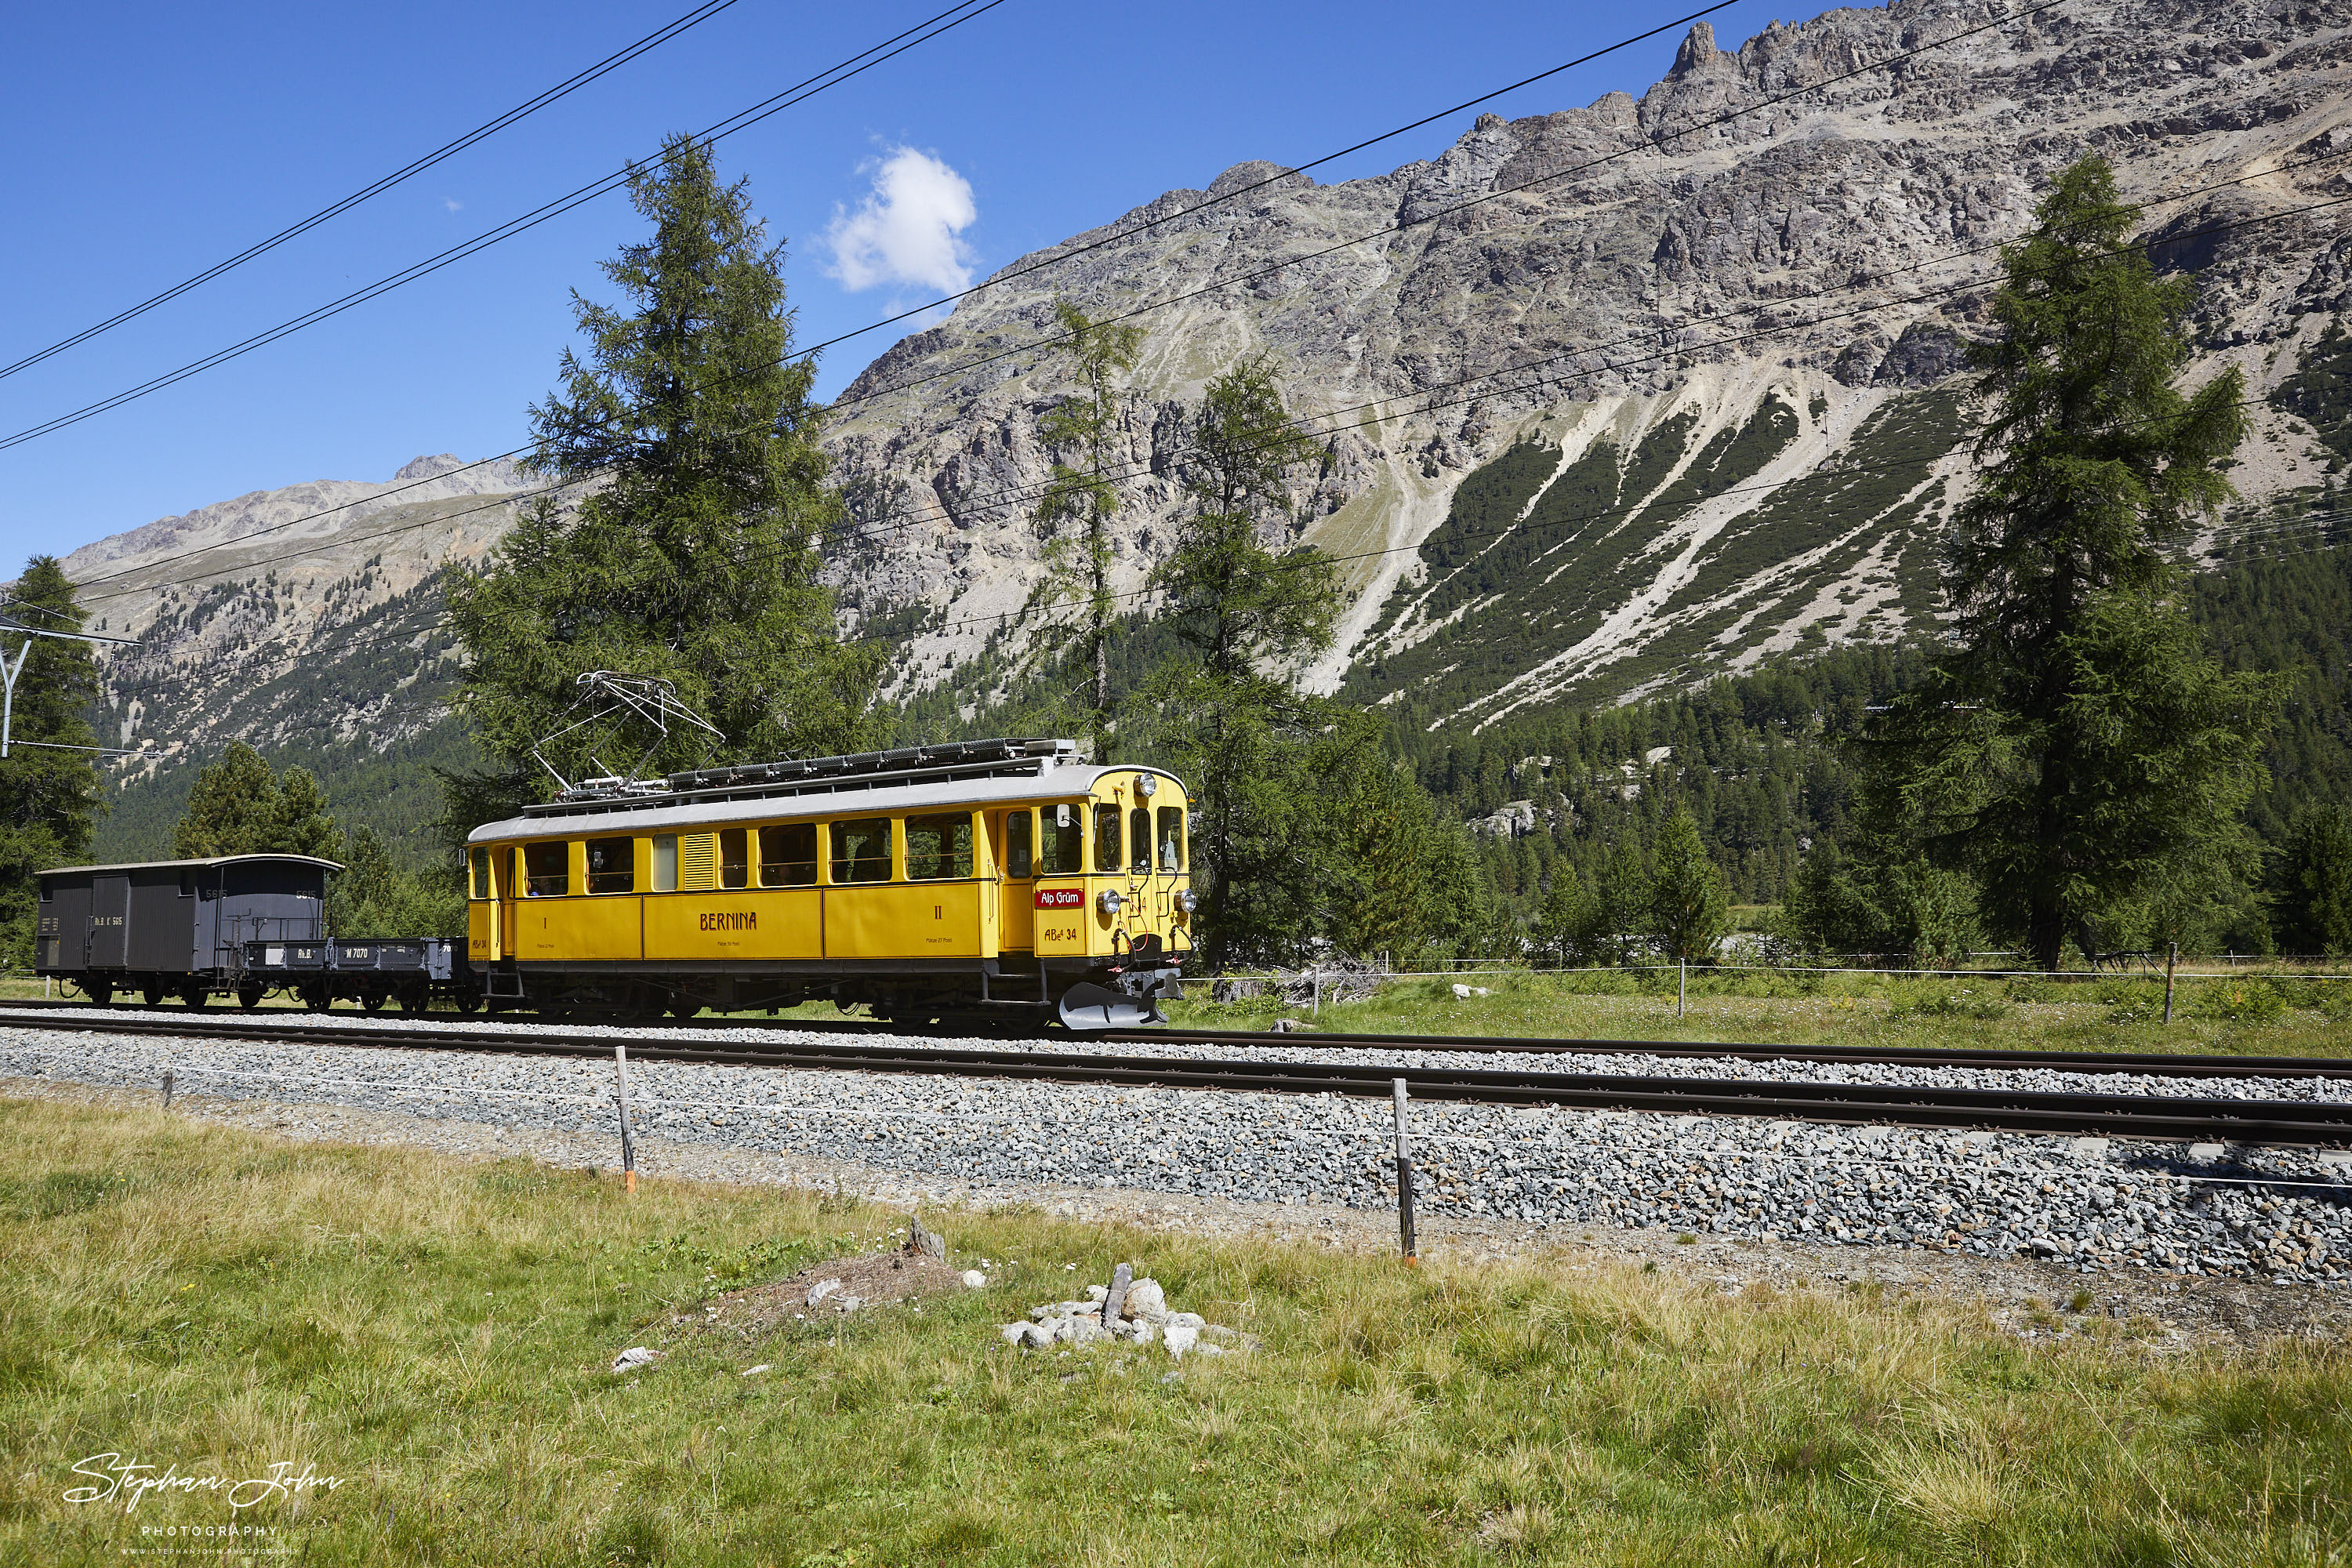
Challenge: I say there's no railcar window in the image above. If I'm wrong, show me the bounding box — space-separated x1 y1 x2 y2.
586 837 635 895
1041 806 1083 875
1094 804 1123 873
652 836 678 894
719 829 750 890
831 818 892 883
906 813 975 880
470 848 490 899
523 841 569 897
1131 808 1152 873
1005 811 1033 878
759 823 818 886
1157 807 1186 871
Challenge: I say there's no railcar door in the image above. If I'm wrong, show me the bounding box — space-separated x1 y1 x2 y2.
89 874 130 967
994 808 1035 953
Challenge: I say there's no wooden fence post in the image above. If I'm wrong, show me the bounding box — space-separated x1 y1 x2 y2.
613 1042 638 1193
2163 943 2178 1026
161 1069 173 1109
1392 1077 1417 1266
1678 958 1687 1020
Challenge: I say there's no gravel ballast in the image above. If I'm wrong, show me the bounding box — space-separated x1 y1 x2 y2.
3 1018 2348 1287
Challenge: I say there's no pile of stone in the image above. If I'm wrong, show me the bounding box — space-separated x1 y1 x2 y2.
1212 956 1390 1007
999 1263 1248 1358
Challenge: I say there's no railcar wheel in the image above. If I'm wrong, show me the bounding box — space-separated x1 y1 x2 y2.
142 985 165 1007
361 989 387 1013
456 991 483 1014
180 985 209 1010
89 981 115 1007
238 985 264 1011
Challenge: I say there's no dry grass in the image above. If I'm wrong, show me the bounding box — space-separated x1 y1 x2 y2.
3 1094 2350 1564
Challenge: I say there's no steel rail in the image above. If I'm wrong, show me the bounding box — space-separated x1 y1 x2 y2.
7 1009 2350 1146
4 996 2346 1080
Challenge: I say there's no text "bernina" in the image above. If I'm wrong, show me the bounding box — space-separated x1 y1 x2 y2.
699 912 756 931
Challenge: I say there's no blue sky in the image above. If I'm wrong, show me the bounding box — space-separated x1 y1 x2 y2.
0 0 1795 567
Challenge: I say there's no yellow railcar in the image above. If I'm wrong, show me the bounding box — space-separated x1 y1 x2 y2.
464 738 1191 1027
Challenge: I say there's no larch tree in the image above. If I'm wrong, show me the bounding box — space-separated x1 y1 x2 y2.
1154 354 1334 682
1028 299 1144 758
1875 156 2281 971
447 133 875 802
0 557 104 967
1124 355 1352 967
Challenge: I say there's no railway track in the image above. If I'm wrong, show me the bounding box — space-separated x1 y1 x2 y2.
6 1004 2350 1146
7 996 2347 1080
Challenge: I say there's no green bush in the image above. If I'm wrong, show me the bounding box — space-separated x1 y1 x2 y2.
1889 983 2013 1022
2192 979 2288 1026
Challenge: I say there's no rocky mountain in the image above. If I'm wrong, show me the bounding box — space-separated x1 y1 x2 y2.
41 0 2352 854
825 0 2352 720
46 456 529 856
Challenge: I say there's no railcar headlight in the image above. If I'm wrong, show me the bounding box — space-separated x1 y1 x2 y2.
1175 889 1198 914
1098 890 1124 915
1135 773 1157 798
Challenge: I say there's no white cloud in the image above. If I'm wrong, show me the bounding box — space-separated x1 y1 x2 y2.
443 198 463 212
824 146 977 297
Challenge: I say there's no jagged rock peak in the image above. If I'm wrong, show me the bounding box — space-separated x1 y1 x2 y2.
1205 159 1314 200
393 453 470 482
1670 20 1735 78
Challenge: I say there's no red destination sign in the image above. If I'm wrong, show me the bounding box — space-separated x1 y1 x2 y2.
1034 887 1083 909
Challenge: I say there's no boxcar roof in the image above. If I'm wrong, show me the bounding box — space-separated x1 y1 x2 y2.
38 854 345 877
467 764 1188 844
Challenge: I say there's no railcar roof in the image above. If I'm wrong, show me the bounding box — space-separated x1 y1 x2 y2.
466 764 1187 844
38 854 345 877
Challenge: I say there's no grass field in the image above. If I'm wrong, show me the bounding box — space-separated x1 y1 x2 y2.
4 1096 2350 1565
1166 967 2352 1060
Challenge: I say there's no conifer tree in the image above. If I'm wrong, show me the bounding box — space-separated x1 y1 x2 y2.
270 768 344 861
1155 354 1334 681
1876 156 2281 970
1594 834 1651 965
173 746 346 861
1123 356 1356 966
448 134 874 796
0 556 104 965
1649 807 1730 960
1532 866 1600 967
1029 299 1144 757
172 742 281 858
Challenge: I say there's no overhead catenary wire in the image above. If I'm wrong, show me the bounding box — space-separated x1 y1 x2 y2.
0 0 748 386
54 0 2085 586
78 372 2351 709
78 138 2351 625
61 0 2335 627
0 0 1011 459
821 0 2085 416
41 0 1784 594
56 5 2352 699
